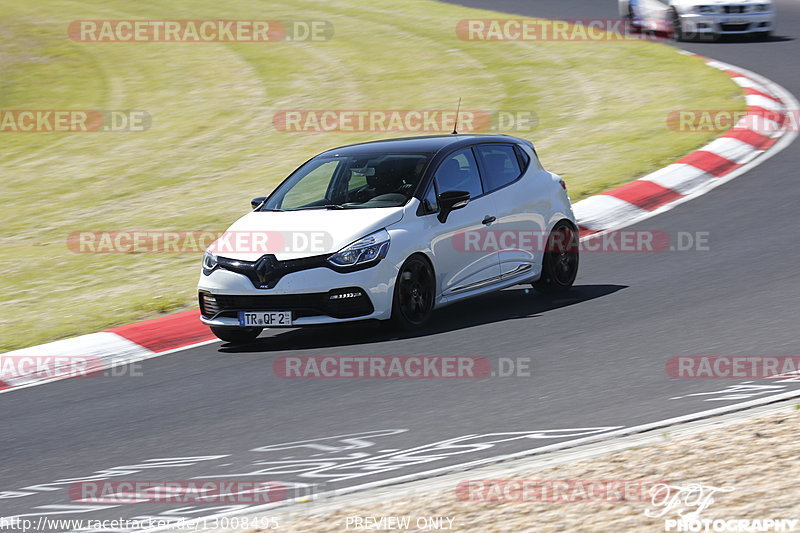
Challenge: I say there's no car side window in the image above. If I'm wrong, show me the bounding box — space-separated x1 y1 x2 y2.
515 145 531 171
434 148 483 199
475 145 522 192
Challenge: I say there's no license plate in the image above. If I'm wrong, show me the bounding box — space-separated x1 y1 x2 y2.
726 19 748 24
238 311 292 327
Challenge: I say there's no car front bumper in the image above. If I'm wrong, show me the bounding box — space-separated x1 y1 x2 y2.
197 262 398 327
678 11 774 34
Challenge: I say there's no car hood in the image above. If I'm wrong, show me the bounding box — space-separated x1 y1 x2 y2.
208 207 405 261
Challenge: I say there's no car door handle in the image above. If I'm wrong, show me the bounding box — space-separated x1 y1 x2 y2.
482 216 496 225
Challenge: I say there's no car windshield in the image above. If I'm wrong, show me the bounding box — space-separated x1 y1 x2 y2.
262 153 430 211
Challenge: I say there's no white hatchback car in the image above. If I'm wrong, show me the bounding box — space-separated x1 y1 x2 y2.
198 135 579 344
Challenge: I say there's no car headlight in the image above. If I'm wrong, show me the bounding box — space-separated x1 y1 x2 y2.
694 5 718 14
202 251 218 274
755 3 771 12
327 229 390 269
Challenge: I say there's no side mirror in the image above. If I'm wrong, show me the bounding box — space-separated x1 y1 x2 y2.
251 197 267 210
437 190 470 223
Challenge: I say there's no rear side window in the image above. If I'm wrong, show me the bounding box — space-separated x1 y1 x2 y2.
475 145 522 192
434 148 483 199
515 145 531 170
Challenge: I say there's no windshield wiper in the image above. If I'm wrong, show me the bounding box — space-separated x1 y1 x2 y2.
291 204 347 211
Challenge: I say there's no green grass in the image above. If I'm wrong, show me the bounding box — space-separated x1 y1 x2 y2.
0 0 744 351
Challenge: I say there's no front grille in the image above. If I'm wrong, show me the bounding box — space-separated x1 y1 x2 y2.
724 5 748 13
202 288 374 320
217 254 328 289
720 23 751 31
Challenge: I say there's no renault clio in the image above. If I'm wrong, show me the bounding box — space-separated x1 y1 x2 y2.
198 135 579 343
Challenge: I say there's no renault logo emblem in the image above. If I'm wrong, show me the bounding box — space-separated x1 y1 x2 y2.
254 255 276 285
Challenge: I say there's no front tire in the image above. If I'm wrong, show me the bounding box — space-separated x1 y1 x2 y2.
210 326 263 344
670 9 686 41
625 3 638 31
533 221 579 293
389 255 435 329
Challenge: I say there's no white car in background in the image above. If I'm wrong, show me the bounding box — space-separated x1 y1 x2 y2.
619 0 775 40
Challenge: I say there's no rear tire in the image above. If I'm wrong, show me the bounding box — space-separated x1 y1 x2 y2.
533 221 579 293
388 255 435 329
210 326 263 344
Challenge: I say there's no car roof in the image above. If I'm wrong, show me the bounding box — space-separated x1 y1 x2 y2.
316 134 530 157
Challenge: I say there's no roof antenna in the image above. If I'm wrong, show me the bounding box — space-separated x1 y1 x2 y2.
451 98 462 135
